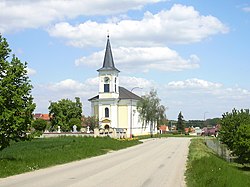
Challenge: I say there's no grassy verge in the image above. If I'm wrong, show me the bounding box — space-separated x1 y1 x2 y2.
185 138 250 187
0 136 140 178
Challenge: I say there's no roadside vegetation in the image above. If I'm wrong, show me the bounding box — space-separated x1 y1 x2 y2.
219 109 250 165
185 138 250 187
0 136 140 178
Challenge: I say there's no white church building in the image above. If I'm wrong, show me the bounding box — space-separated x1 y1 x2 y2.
89 36 155 137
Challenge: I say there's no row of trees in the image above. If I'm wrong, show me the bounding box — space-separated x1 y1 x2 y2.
32 97 99 133
32 113 99 133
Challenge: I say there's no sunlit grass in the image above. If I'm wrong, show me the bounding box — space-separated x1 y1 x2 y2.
185 138 250 187
0 136 140 178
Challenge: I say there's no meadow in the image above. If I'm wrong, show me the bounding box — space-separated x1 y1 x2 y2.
0 136 140 178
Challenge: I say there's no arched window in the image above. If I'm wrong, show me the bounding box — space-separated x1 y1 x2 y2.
105 107 109 118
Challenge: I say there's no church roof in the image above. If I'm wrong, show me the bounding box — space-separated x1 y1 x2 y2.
88 86 141 101
97 35 120 72
119 87 141 100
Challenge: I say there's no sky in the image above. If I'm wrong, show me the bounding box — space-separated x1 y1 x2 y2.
1 0 250 120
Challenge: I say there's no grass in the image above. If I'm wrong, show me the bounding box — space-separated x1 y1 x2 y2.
185 138 250 187
0 136 141 178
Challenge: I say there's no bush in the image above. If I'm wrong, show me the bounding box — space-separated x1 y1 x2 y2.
32 119 47 132
69 118 81 131
219 109 250 165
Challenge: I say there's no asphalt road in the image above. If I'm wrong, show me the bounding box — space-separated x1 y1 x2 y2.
0 137 191 187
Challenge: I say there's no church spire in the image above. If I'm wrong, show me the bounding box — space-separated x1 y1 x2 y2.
97 35 120 72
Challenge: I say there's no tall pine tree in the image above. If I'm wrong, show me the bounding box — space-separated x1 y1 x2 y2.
177 111 185 133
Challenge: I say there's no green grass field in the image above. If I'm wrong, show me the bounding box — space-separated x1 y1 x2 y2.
185 138 250 187
0 136 140 178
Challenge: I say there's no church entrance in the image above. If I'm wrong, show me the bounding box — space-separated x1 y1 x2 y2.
104 124 110 129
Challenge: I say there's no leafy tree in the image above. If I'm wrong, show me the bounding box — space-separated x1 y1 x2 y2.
206 118 220 127
84 116 99 131
177 112 185 133
69 118 81 131
0 34 36 151
219 108 250 165
32 119 47 132
48 97 82 132
186 120 205 128
137 89 166 137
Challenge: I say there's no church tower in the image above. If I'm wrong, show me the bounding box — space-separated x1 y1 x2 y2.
97 35 120 99
93 35 120 129
89 36 153 136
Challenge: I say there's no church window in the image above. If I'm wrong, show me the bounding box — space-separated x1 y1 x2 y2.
115 78 117 92
104 84 110 92
105 107 109 117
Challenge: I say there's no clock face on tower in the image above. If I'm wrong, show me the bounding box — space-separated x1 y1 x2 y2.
104 77 110 83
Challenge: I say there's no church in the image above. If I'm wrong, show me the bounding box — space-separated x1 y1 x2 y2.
89 36 154 137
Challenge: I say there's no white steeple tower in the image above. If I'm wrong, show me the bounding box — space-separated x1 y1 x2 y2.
97 35 119 99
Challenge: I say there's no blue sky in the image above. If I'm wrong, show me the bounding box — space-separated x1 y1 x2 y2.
1 0 250 120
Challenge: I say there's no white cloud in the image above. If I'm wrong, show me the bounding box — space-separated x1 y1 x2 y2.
26 67 36 76
167 78 222 89
0 0 164 33
47 79 90 92
48 4 229 47
162 78 250 119
75 46 200 72
166 78 250 100
119 76 155 91
242 6 250 12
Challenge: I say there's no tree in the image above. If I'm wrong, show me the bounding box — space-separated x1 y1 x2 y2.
32 119 47 132
137 89 166 137
177 112 185 133
219 108 250 165
0 34 36 151
48 97 82 132
84 116 99 131
69 118 81 131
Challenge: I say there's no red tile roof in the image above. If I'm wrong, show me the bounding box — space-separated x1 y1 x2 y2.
34 113 50 121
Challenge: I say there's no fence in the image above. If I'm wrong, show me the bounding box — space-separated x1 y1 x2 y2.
94 128 128 139
205 138 233 162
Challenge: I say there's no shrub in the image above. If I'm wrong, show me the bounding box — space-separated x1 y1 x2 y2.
219 109 250 165
32 119 47 132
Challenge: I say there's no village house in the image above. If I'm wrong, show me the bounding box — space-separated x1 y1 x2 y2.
33 113 50 122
